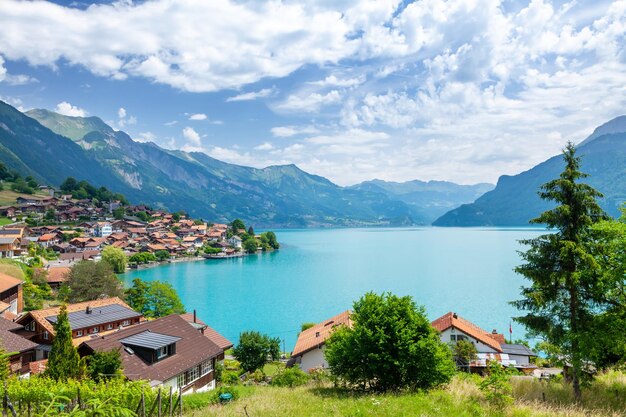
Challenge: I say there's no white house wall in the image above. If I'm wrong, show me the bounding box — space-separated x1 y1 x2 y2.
299 346 328 372
439 328 499 353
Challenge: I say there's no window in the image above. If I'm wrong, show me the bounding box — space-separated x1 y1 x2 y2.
157 346 168 359
450 334 468 342
76 330 83 337
106 323 113 330
176 373 184 388
200 359 213 376
92 327 99 334
26 322 35 332
186 366 199 384
122 320 130 326
43 331 49 340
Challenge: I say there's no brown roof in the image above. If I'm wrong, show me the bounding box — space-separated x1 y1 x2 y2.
179 313 233 350
81 314 223 384
38 233 59 242
292 310 352 358
0 273 23 293
431 312 503 352
16 297 137 337
29 359 47 375
46 267 71 284
0 317 38 353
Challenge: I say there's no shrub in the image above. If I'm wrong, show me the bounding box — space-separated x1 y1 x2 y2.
272 367 310 388
221 370 241 385
479 360 513 409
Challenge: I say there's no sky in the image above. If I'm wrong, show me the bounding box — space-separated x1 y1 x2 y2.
0 0 625 186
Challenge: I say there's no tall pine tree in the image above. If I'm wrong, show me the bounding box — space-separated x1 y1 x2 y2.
512 142 606 402
44 304 85 380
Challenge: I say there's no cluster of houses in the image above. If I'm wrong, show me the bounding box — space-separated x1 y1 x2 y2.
0 272 232 393
288 310 538 374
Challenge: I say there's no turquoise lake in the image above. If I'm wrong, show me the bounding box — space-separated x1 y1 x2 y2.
120 227 544 351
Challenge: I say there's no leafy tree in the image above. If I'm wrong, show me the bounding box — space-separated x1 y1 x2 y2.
233 331 278 373
44 209 56 221
479 360 513 409
45 304 85 380
113 207 125 220
453 340 478 368
25 176 38 189
172 212 181 222
64 261 125 303
154 250 170 261
11 177 33 194
512 143 606 402
128 252 157 264
325 292 455 392
102 246 128 273
0 162 10 181
300 322 316 332
261 231 279 249
0 348 11 380
247 226 255 236
242 237 258 253
231 219 246 232
125 279 185 318
125 278 148 314
87 349 123 381
135 211 149 222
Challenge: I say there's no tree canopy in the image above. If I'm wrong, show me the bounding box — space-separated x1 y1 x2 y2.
125 278 185 318
101 246 127 274
45 304 85 380
512 143 609 401
325 292 455 392
233 331 280 373
64 260 124 303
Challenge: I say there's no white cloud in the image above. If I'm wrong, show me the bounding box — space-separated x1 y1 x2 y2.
274 90 342 113
182 126 202 146
309 74 365 87
116 107 136 129
135 131 156 143
270 125 320 137
0 56 5 82
164 120 178 126
189 113 207 120
226 88 275 102
54 101 87 117
254 142 274 151
118 107 126 119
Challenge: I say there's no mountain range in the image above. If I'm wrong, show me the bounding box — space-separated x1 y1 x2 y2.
434 116 626 226
0 100 492 227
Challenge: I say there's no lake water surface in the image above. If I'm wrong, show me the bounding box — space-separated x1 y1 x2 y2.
121 227 544 350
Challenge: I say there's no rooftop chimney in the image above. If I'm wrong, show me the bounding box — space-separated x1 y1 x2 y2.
452 312 458 319
193 309 197 323
492 329 497 334
315 331 320 338
86 306 92 315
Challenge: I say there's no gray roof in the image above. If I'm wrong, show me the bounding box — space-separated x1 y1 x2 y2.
0 237 18 244
46 303 141 330
120 330 181 350
0 230 20 235
501 343 536 357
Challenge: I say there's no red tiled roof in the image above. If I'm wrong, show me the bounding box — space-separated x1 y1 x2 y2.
431 312 503 352
292 310 352 358
45 267 70 284
29 359 47 375
0 273 23 293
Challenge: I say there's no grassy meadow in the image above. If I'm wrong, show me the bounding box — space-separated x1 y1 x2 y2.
183 371 626 417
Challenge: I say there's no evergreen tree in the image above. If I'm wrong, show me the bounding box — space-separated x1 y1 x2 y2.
512 142 606 402
45 304 85 380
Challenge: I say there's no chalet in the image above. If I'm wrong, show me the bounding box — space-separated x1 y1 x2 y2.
38 233 62 247
0 317 37 376
0 228 25 257
16 196 57 206
182 236 204 248
0 206 18 218
180 312 233 361
92 222 113 237
127 228 148 238
0 272 23 314
59 250 101 262
34 266 70 290
15 297 143 356
228 235 242 249
79 314 225 393
431 312 537 372
289 310 352 372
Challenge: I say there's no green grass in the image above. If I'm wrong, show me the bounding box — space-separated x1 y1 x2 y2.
262 362 284 377
0 217 13 225
185 372 626 417
0 184 50 206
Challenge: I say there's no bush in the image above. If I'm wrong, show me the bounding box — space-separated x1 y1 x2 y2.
222 370 241 385
479 360 513 409
272 367 310 387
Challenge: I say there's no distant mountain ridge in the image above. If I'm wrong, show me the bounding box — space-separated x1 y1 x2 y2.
350 179 494 222
434 116 626 226
0 100 491 227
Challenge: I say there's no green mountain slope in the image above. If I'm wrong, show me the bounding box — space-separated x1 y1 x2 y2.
433 122 626 226
6 102 419 226
351 179 494 223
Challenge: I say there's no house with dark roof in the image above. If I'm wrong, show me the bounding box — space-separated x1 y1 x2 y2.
288 310 352 372
15 297 143 358
0 228 26 258
79 314 225 394
0 272 23 314
431 312 537 373
0 316 37 376
179 312 233 361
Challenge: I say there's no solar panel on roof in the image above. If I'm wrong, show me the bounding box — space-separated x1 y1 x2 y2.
46 304 140 329
120 330 181 350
